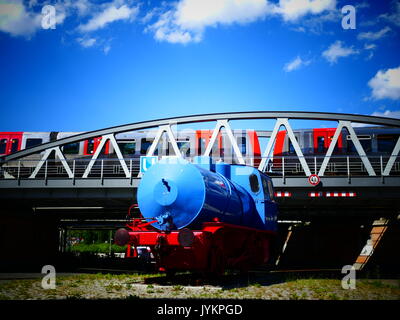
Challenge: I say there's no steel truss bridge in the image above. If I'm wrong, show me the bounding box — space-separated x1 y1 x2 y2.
1 111 400 219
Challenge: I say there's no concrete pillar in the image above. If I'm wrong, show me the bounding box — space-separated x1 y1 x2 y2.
276 219 371 270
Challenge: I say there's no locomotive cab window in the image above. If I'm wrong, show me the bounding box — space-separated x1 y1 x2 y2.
0 139 7 154
249 174 260 193
262 177 274 200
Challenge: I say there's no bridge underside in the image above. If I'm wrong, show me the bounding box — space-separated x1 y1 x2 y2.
1 177 399 220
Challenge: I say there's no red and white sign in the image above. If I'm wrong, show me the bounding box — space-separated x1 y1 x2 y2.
308 174 320 186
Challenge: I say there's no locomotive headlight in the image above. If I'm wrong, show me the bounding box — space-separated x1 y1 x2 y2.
178 228 195 247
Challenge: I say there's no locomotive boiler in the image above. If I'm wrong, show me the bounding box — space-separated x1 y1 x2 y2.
115 156 278 274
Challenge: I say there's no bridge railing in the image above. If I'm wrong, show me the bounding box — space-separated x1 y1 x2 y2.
1 155 399 182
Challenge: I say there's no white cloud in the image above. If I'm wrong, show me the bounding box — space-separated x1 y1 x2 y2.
175 0 271 29
147 0 272 44
364 43 376 50
368 66 400 100
147 0 337 44
0 0 42 37
322 40 358 64
357 26 391 41
283 56 311 72
79 3 138 32
371 109 400 118
77 37 97 47
103 44 111 55
273 0 336 22
379 0 400 26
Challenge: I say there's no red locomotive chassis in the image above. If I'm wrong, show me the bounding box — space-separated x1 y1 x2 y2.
115 219 276 275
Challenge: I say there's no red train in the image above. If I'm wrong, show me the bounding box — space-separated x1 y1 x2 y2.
1 127 399 176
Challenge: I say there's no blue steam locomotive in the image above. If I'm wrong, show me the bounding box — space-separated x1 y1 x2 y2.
116 156 278 274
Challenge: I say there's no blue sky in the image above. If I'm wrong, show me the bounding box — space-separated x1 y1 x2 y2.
0 0 400 132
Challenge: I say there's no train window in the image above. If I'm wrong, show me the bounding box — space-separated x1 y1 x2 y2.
141 138 158 155
0 139 7 154
328 135 341 154
11 139 19 153
237 137 246 154
289 140 294 154
211 142 220 157
347 136 372 153
26 138 42 149
198 138 206 155
249 174 260 193
177 141 190 157
317 137 325 153
377 135 399 153
63 142 80 154
118 142 136 155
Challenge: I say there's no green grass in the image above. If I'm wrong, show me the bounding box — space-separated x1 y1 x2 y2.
68 243 126 253
1 275 399 300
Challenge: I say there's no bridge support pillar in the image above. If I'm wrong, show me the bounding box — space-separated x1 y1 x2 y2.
275 220 371 270
0 210 60 272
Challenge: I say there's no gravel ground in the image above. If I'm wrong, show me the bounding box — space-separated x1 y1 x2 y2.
0 273 399 300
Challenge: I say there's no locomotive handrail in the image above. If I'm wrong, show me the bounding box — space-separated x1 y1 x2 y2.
1 111 400 163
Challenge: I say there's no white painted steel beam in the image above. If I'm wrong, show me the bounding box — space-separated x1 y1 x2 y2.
203 120 245 164
383 136 400 176
258 118 311 176
318 121 376 176
82 134 130 178
29 147 73 179
146 124 181 157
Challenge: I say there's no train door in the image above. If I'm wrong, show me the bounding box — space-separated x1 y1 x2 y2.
313 129 342 154
0 132 22 155
195 130 223 159
84 137 110 155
